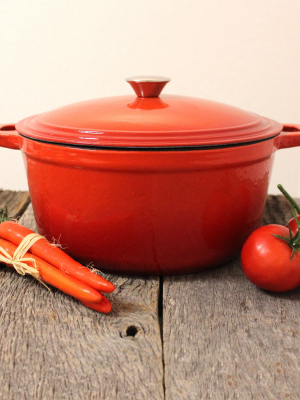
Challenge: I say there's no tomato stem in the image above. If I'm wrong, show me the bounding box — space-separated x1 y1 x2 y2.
291 207 300 246
277 184 300 214
272 206 300 259
272 185 300 260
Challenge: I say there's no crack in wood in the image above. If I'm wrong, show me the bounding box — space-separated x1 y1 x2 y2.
158 275 166 399
0 196 164 400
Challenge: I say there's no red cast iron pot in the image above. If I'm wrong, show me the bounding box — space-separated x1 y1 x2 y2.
1 76 300 275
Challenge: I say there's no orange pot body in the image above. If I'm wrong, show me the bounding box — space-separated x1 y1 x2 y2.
16 135 279 274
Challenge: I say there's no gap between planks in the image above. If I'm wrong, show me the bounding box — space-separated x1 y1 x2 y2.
0 195 164 400
5 193 296 399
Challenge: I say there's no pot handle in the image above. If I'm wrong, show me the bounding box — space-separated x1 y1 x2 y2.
276 124 300 150
0 124 20 150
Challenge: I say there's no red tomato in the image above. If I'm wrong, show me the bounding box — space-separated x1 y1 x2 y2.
286 216 300 236
241 224 300 292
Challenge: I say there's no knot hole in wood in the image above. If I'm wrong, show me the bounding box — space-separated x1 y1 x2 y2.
120 324 142 339
126 326 138 337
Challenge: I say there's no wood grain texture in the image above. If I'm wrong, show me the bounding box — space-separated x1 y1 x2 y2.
0 200 163 400
163 195 300 400
0 189 30 219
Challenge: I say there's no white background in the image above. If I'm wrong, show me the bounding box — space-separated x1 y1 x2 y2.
1 1 300 195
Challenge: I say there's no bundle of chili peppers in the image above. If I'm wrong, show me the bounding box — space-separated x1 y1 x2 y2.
0 207 114 313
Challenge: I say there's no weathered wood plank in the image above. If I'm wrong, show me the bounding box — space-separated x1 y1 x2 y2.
0 201 163 400
18 202 37 231
0 189 30 219
163 195 300 400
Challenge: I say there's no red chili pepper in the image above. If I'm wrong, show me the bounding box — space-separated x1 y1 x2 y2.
0 238 103 304
0 221 115 293
81 295 112 314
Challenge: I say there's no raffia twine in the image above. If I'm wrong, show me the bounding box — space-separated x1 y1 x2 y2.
0 233 50 289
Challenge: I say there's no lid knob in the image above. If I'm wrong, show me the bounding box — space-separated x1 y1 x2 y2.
126 76 170 98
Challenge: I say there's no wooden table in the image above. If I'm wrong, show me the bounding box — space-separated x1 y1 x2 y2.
0 191 299 400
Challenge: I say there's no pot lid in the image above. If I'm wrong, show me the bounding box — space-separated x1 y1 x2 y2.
16 76 282 148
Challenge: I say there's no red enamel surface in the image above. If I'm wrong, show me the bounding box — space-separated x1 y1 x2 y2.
16 95 282 147
0 125 21 149
19 135 278 275
1 84 300 274
275 123 300 149
126 80 169 97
